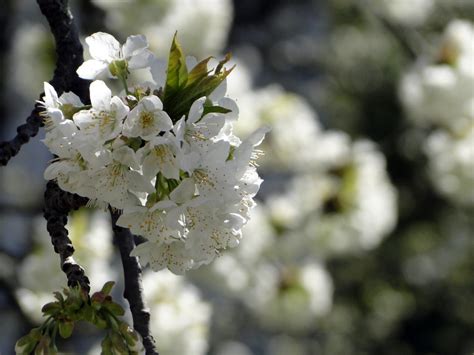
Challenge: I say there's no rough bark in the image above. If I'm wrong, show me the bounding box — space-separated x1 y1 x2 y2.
110 209 159 355
43 181 90 291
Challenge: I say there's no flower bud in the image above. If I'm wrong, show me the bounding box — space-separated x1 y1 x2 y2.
109 60 128 78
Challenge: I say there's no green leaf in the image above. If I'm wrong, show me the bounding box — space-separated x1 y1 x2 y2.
41 302 60 316
93 313 108 329
164 33 188 102
110 331 129 353
58 320 74 339
80 304 96 323
161 34 235 122
100 281 115 296
53 291 64 303
202 104 232 116
187 57 213 86
101 334 113 355
104 301 125 317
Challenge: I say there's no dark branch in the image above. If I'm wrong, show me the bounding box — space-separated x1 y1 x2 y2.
110 209 159 355
43 181 90 291
0 0 90 166
37 0 90 98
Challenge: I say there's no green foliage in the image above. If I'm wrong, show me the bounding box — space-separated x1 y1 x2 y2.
162 34 234 122
15 282 142 355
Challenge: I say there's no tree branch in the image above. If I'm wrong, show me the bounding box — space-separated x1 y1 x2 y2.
37 0 90 98
0 0 90 166
43 181 90 291
110 209 159 355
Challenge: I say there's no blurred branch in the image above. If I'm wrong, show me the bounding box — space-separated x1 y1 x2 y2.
76 0 108 35
110 209 158 355
356 0 420 60
0 0 15 132
44 181 90 291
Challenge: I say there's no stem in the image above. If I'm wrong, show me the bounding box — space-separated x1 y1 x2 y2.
120 74 131 96
110 209 158 355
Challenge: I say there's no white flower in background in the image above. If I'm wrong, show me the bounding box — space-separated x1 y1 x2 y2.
233 85 322 172
77 32 153 79
308 139 397 255
215 341 254 355
15 211 115 323
10 24 54 101
142 270 211 355
400 20 474 131
123 95 172 139
266 335 308 355
91 0 233 58
424 127 474 206
268 135 397 257
143 0 233 57
372 0 434 26
248 262 333 332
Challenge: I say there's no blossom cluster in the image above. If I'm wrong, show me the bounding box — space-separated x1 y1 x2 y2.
400 20 474 205
190 64 397 333
40 32 268 274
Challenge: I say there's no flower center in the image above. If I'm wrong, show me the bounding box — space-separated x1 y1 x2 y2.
140 111 155 128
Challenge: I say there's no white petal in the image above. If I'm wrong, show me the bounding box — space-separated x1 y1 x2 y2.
113 145 140 170
77 60 108 79
150 59 167 88
128 49 153 69
90 80 112 111
151 200 177 211
188 97 206 123
59 92 83 106
43 82 59 108
110 96 129 120
85 32 120 61
170 178 196 204
128 171 155 193
73 110 95 130
122 35 148 58
209 79 227 101
154 111 173 132
218 97 239 120
142 95 163 111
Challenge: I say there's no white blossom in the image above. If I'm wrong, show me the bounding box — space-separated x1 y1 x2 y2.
42 31 267 274
123 95 172 139
77 32 153 79
142 270 212 355
400 20 474 131
424 127 474 205
73 80 129 142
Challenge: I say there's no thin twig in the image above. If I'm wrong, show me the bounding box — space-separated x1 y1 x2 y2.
110 209 159 355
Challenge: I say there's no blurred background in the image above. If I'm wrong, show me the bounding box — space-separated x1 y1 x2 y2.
1 0 473 354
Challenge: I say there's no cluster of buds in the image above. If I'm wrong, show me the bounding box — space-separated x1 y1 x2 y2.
15 282 143 354
40 32 268 274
